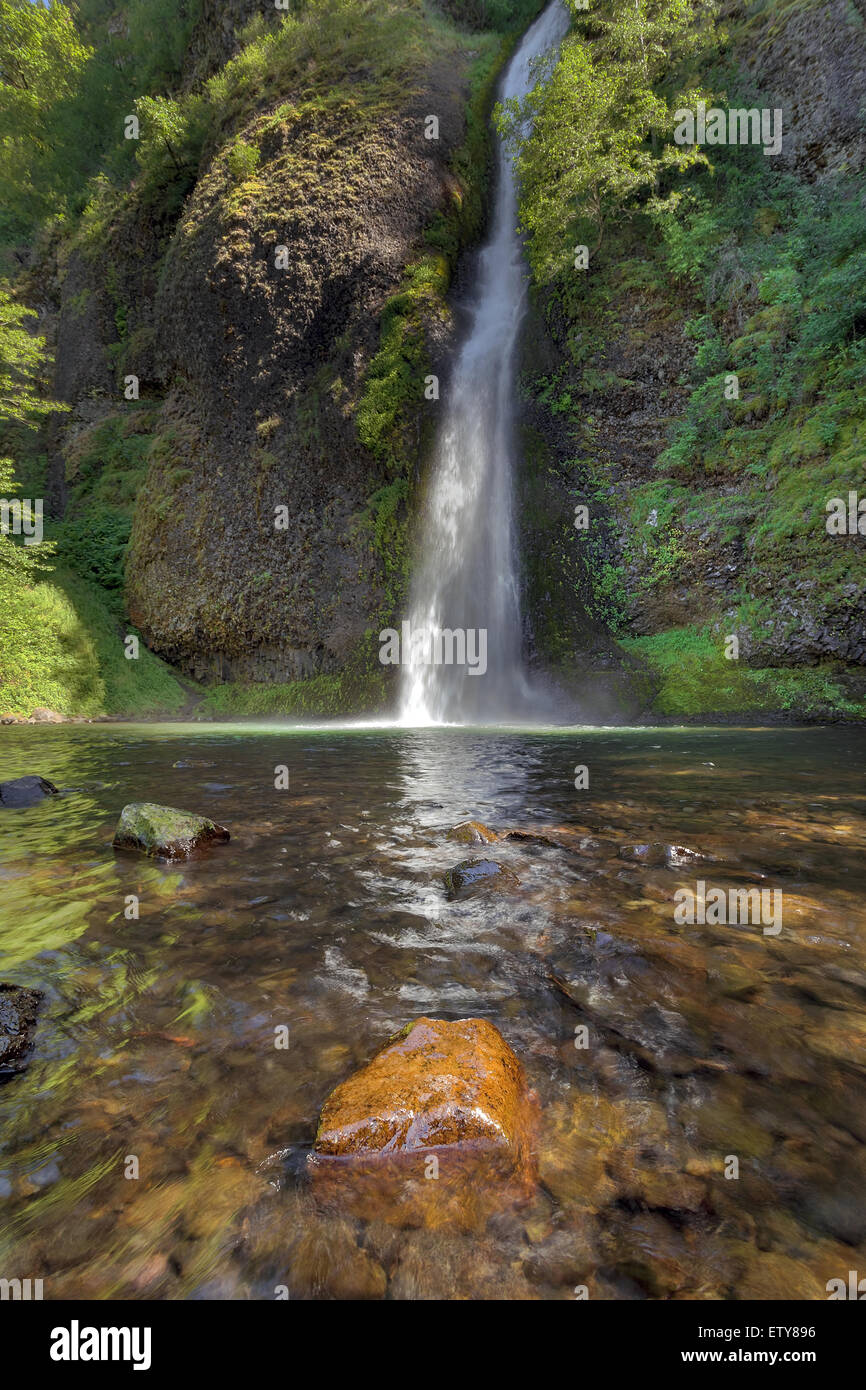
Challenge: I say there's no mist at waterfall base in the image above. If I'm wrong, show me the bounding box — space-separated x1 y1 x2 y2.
399 1 573 729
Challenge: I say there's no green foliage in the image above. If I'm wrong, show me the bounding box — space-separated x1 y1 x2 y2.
623 624 866 717
0 0 202 243
0 562 187 718
225 139 261 181
0 284 57 422
497 0 718 279
0 457 56 625
131 91 209 215
56 508 131 594
196 669 387 718
0 0 91 237
655 162 866 522
437 0 543 31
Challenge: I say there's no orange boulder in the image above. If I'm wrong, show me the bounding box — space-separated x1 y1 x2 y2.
309 1017 536 1227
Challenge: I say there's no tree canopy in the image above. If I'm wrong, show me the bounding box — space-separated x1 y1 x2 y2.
496 0 718 279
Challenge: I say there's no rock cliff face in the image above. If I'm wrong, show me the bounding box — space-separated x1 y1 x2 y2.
126 77 469 683
741 0 866 181
519 0 866 716
42 1 514 698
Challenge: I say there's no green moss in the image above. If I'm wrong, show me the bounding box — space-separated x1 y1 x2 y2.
196 667 388 718
356 257 450 476
0 565 188 718
623 625 866 718
113 802 228 858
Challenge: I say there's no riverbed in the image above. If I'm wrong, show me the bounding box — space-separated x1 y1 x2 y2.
1 721 864 1299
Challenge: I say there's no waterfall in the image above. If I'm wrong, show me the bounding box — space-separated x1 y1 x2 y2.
399 1 570 727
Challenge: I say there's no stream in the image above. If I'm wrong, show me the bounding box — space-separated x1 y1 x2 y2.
1 720 865 1299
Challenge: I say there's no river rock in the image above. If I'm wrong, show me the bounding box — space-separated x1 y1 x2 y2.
0 984 44 1079
287 1221 387 1300
30 707 65 723
443 858 520 899
310 1017 535 1225
314 1017 528 1159
447 820 499 844
0 776 59 808
112 803 230 860
618 842 667 866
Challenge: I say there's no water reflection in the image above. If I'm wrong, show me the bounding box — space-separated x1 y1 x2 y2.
0 723 864 1298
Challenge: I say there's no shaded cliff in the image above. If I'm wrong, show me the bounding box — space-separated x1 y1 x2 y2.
25 0 542 714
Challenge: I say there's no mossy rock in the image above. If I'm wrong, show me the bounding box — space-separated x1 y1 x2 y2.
112 802 230 860
447 819 500 844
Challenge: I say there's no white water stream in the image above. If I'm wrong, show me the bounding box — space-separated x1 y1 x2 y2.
399 1 570 726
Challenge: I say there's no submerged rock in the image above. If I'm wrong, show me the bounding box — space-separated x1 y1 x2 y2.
112 802 230 860
0 776 59 808
505 825 608 855
619 841 714 869
618 842 667 866
447 820 500 844
314 1017 529 1159
310 1017 535 1226
443 858 520 899
0 984 44 1080
287 1221 387 1301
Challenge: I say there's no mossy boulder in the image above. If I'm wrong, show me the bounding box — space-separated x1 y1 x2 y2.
112 802 230 860
446 819 500 844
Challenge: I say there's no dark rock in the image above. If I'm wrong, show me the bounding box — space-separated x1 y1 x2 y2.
112 802 230 860
0 776 59 808
443 858 520 899
0 984 44 1080
801 1182 866 1247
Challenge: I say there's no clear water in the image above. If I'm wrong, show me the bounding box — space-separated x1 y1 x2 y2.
1 721 864 1299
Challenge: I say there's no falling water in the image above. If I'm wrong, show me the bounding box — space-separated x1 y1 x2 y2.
399 1 571 726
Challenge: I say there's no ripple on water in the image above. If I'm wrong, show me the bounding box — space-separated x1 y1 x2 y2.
0 723 865 1298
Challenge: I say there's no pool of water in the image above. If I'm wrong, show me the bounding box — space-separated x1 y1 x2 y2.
1 721 864 1299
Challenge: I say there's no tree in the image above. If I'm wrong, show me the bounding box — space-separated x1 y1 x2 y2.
0 287 58 614
496 0 718 279
0 0 92 235
0 284 55 423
